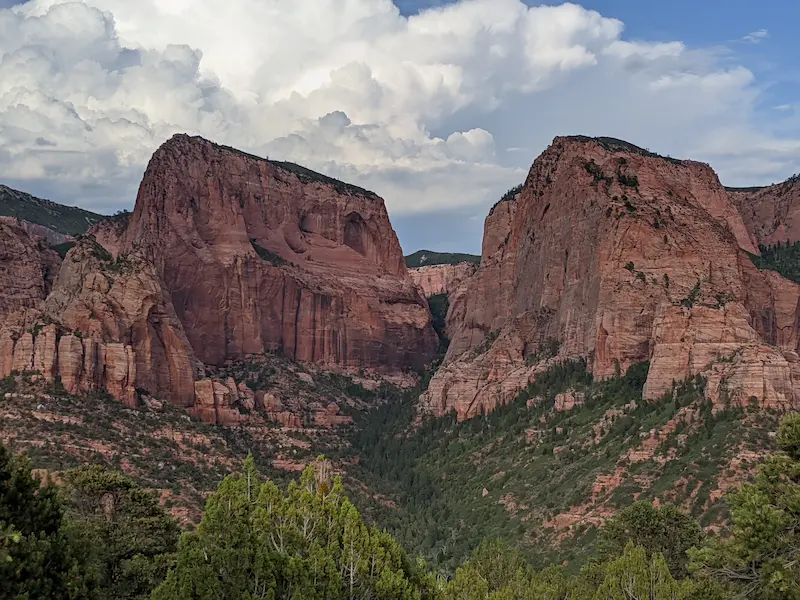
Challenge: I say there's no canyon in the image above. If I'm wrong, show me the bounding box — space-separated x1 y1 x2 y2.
3 133 800 567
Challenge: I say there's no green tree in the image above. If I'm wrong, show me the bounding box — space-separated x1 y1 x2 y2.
598 501 704 577
689 412 800 599
594 543 685 600
153 455 426 600
0 443 83 599
61 465 179 600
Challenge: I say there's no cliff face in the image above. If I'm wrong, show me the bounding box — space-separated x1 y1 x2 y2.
409 263 478 298
421 136 798 420
729 176 800 246
0 237 201 407
0 219 60 321
119 135 437 373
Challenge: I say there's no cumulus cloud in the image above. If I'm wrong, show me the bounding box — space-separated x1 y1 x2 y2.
0 0 797 226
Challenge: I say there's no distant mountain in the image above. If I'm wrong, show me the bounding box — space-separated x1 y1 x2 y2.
0 184 104 236
405 249 481 268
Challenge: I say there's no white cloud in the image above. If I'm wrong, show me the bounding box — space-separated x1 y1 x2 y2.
742 29 769 44
0 0 796 221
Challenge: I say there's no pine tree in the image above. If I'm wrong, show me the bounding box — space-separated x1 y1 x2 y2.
689 412 800 599
0 443 83 599
61 464 180 600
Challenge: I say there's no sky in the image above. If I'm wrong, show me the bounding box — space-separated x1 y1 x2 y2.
1 0 799 254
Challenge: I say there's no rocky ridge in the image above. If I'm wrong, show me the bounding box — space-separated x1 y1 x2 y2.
421 136 800 420
0 134 437 425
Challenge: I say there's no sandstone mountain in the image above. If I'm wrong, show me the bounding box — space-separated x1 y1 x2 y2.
421 136 800 420
728 175 800 246
0 134 437 421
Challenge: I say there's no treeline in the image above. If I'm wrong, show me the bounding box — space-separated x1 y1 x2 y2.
749 241 800 284
4 411 800 598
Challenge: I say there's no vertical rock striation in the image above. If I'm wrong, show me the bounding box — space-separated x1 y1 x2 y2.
120 134 437 374
421 136 799 420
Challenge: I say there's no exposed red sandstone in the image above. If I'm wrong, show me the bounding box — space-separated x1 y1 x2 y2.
421 136 798 419
87 214 129 259
0 220 60 321
729 176 800 245
409 262 478 298
0 135 436 416
120 134 437 373
0 216 71 246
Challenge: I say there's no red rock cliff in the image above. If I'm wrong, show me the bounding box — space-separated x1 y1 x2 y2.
120 134 437 373
729 176 800 246
421 136 798 419
0 219 60 321
0 237 201 407
409 263 478 298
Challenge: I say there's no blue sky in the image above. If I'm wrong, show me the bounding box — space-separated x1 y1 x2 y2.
1 0 799 255
391 0 800 253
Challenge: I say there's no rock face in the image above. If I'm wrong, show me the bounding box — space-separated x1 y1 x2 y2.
87 213 130 259
0 219 60 321
409 263 478 298
729 176 800 246
120 134 437 373
0 237 201 407
0 216 71 246
0 135 433 416
421 136 797 420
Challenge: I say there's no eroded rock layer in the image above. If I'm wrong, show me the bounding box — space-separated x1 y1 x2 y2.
0 219 60 321
421 136 799 420
119 134 437 373
729 176 800 246
409 263 478 298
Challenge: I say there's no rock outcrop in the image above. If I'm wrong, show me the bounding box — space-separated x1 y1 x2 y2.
0 237 201 407
409 262 478 298
0 220 60 321
0 216 71 246
120 134 437 373
87 213 130 259
729 176 800 246
421 136 797 419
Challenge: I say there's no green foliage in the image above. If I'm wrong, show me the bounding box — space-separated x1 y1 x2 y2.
51 241 77 258
428 293 451 351
597 501 704 577
681 281 702 308
569 136 684 164
61 465 180 600
405 251 481 268
0 184 104 236
584 160 613 185
690 412 800 599
153 455 428 600
0 442 83 599
594 543 685 600
616 171 639 188
526 337 561 365
748 242 800 284
251 239 290 267
489 185 524 214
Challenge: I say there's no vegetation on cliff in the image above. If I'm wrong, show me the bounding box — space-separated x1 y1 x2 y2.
4 410 800 598
748 241 800 284
0 184 104 236
405 250 481 268
348 360 779 572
